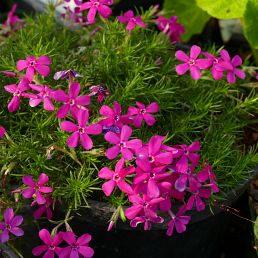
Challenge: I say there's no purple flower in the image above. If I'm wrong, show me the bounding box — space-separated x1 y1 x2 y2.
217 49 246 84
166 206 191 236
4 78 34 112
17 55 52 82
22 173 53 205
80 0 113 23
53 82 90 119
104 125 142 160
0 126 6 138
32 229 63 257
89 84 111 103
100 101 131 128
156 16 185 43
0 208 24 243
128 101 159 128
175 45 210 80
60 231 94 258
98 158 135 196
32 196 54 220
53 69 82 81
118 10 147 31
61 109 102 150
102 125 121 134
29 84 55 111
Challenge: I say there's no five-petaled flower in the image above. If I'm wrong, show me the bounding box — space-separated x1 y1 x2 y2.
17 55 52 82
0 208 24 243
22 173 53 205
61 109 102 150
175 45 210 80
60 231 94 258
118 10 147 31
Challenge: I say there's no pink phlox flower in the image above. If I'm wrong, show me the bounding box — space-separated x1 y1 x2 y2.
216 49 245 84
53 82 90 119
128 101 159 128
175 45 211 80
125 194 164 230
196 164 219 193
98 158 135 196
118 10 147 31
32 195 54 220
104 125 142 160
0 126 6 138
29 84 55 111
156 16 185 43
61 109 102 150
100 101 132 128
186 181 211 212
0 208 24 243
4 78 34 112
89 84 111 103
166 206 191 236
17 55 52 82
136 135 172 171
3 4 22 28
22 173 53 205
32 229 63 257
80 0 113 23
53 69 82 81
60 231 94 258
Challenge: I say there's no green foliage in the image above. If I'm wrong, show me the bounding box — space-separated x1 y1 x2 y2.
163 0 210 41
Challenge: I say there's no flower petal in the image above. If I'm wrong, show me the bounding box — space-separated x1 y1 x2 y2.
62 231 76 245
32 245 48 256
102 180 116 196
67 132 80 148
79 246 94 258
190 45 201 60
175 63 189 75
104 132 120 144
98 167 114 179
80 133 93 150
106 145 121 159
175 50 189 62
39 229 52 245
76 233 92 245
4 208 14 224
11 215 23 227
34 65 50 77
61 121 78 132
189 66 201 80
57 104 70 119
17 60 28 71
22 175 36 187
10 227 24 237
69 82 80 98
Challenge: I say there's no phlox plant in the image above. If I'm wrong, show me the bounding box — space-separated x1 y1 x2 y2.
1 2 258 257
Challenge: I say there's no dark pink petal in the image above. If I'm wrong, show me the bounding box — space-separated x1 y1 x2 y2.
121 148 134 160
43 98 54 111
39 229 52 245
117 180 133 194
126 139 142 150
40 187 53 194
135 16 147 28
186 195 195 210
146 102 159 113
80 2 92 11
100 105 114 117
33 206 46 219
43 249 55 258
10 227 24 236
4 84 17 93
104 132 120 144
80 133 93 150
115 158 124 173
190 45 201 60
87 7 97 22
195 59 211 69
133 115 143 128
18 78 30 91
190 66 201 80
8 96 20 113
176 63 189 75
52 90 68 102
4 208 14 224
148 135 163 155
175 175 188 192
79 246 94 258
36 192 46 205
17 60 28 71
62 231 76 245
29 98 42 107
34 65 50 77
32 245 48 256
76 95 90 106
102 179 116 196
227 71 236 84
125 205 142 219
128 106 140 115
196 196 205 211
188 141 200 152
113 101 121 114
38 173 49 185
77 233 92 245
69 249 79 258
175 220 186 233
106 145 121 159
166 220 175 236
143 113 156 126
175 50 189 62
22 188 35 198
67 132 80 148
99 167 114 179
176 155 188 173
69 82 80 98
234 68 245 79
212 67 224 80
46 208 53 220
136 101 145 109
147 179 160 198
85 124 102 135
155 152 172 165
57 104 70 118
126 20 136 30
0 127 6 138
120 125 132 141
11 215 23 227
220 49 231 61
136 160 151 172
52 232 63 246
124 10 134 19
37 56 52 65
58 247 71 258
231 55 242 67
23 175 36 187
148 197 164 206
118 15 129 23
78 110 89 127
61 121 78 132
26 67 35 82
98 5 112 19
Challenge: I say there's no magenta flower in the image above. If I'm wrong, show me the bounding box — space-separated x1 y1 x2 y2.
175 45 210 80
60 231 94 258
217 49 245 84
118 10 147 31
166 206 191 236
61 109 102 150
3 4 21 28
0 208 24 243
89 84 111 103
32 196 54 220
98 158 135 196
17 55 52 82
100 101 131 128
156 16 185 43
4 78 33 112
22 173 53 205
80 0 113 23
32 229 63 257
53 82 90 119
0 126 6 138
29 84 55 111
105 125 142 160
128 101 159 128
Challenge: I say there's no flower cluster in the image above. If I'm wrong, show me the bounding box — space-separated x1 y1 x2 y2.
175 45 246 83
